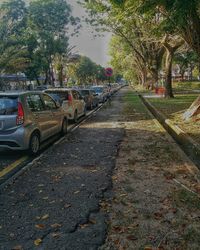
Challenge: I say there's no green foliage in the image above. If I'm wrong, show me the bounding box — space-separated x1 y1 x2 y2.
0 0 79 85
74 56 108 84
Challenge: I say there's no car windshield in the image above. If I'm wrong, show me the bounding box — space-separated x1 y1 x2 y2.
46 91 68 104
0 96 18 115
91 87 103 93
80 90 89 96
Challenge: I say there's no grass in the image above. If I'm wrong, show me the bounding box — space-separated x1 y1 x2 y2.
123 92 150 120
173 189 200 210
173 81 200 91
148 94 198 118
147 93 200 143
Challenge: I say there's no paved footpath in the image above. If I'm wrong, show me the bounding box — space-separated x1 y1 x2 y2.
1 87 200 250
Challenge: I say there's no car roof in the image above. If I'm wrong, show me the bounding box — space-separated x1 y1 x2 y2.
45 88 72 91
0 91 44 96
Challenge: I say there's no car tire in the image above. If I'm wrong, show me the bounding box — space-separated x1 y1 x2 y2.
74 110 78 123
29 132 40 155
61 118 68 135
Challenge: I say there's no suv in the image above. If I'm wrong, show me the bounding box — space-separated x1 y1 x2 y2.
45 88 86 122
0 91 68 154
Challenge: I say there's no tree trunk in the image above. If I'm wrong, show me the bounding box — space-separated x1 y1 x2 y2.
33 71 40 86
140 69 147 86
165 49 174 98
59 65 63 87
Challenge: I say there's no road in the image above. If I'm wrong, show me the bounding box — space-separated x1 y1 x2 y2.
0 88 125 250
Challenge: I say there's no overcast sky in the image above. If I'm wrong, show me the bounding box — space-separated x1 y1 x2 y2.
68 1 111 67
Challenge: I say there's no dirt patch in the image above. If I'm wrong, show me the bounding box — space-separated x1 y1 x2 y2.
101 92 200 250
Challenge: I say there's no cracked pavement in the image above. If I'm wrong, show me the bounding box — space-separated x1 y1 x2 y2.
0 88 126 250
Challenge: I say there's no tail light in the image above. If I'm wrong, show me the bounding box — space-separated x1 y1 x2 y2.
68 94 72 105
16 102 24 125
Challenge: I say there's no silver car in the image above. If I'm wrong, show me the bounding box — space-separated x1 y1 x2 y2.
0 91 68 154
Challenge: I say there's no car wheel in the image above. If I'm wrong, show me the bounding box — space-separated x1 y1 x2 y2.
61 118 68 135
29 132 40 155
74 110 78 123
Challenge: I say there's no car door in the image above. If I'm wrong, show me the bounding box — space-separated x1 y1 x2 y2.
72 90 80 115
41 94 62 135
26 94 53 140
77 91 85 115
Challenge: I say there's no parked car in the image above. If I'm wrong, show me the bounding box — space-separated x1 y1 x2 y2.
0 91 68 154
79 89 99 110
90 86 108 103
34 85 51 91
45 88 86 122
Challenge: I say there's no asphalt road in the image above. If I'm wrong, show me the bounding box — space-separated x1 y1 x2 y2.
0 88 126 250
0 149 25 172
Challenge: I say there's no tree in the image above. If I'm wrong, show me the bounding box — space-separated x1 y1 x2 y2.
135 0 200 58
174 49 199 81
27 0 79 85
83 0 165 88
0 0 28 74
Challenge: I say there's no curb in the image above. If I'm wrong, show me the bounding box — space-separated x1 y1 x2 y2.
139 94 200 168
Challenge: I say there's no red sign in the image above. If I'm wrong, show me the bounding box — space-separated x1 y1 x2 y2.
105 67 113 77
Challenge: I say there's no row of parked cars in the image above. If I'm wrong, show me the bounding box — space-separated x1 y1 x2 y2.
0 84 122 155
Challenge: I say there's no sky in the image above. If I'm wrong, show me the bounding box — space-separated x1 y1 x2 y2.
68 1 111 67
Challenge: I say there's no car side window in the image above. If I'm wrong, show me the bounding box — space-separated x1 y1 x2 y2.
26 94 44 112
77 92 83 100
72 91 78 100
42 94 57 110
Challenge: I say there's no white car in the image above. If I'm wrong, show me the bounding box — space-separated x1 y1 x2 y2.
45 89 86 122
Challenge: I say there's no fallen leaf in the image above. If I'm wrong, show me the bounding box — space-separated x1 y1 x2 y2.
51 223 62 228
51 233 60 238
49 200 55 204
144 247 153 250
79 223 89 229
38 184 44 187
64 204 71 209
34 239 42 246
112 226 125 233
91 170 97 173
154 212 163 220
42 197 49 200
12 246 23 250
35 224 45 229
41 214 49 220
119 194 127 197
74 190 80 194
89 219 96 224
126 235 137 241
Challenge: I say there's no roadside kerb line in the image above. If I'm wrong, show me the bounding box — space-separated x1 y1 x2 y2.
0 156 28 178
